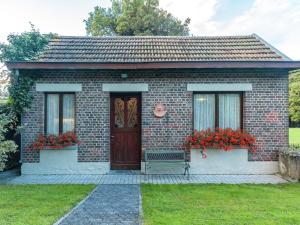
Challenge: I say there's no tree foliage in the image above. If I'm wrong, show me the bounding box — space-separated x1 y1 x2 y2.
8 75 34 117
0 24 55 117
0 24 55 61
85 0 190 36
0 113 17 171
289 70 300 123
0 67 9 98
0 24 54 170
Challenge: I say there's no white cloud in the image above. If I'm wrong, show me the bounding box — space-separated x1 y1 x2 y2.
0 0 299 59
160 0 300 60
216 0 300 59
160 0 219 34
0 0 110 43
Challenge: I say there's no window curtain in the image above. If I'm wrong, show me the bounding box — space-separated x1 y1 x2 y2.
63 94 75 133
219 94 240 129
47 94 59 135
194 94 215 131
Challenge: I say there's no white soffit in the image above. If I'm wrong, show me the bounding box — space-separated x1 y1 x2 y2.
36 84 82 92
102 83 148 92
187 83 252 91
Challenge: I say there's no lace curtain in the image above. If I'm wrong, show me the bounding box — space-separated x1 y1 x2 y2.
219 94 240 129
63 94 75 133
46 94 75 135
194 94 215 130
194 93 240 130
47 94 59 135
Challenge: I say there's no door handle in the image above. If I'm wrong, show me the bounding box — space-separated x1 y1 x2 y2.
110 135 115 140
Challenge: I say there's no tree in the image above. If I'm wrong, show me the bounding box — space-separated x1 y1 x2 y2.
0 67 9 98
0 24 55 171
85 0 190 36
0 24 55 61
289 70 300 124
0 24 55 117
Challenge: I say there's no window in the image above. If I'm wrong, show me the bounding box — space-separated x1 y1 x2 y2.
113 96 138 128
194 93 242 130
45 93 75 135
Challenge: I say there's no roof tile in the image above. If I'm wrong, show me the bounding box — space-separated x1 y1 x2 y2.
32 34 289 63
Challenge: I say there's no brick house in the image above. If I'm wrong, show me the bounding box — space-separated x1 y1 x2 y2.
6 34 300 175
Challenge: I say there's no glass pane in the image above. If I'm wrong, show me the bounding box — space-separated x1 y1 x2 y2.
47 94 59 135
63 94 75 133
219 94 240 129
127 97 138 128
114 98 124 128
194 94 215 131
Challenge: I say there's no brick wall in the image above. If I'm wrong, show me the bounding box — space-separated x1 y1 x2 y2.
21 69 288 163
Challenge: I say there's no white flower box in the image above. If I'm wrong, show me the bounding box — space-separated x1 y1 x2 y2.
42 145 78 151
189 148 277 174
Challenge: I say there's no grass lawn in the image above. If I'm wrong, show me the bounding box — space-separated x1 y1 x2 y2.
142 184 300 225
289 128 300 145
0 184 95 225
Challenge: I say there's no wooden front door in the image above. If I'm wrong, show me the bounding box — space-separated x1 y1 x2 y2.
110 93 141 170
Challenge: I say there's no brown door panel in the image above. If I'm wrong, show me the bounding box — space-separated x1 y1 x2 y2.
110 93 141 170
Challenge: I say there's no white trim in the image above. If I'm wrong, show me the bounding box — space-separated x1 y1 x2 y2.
187 83 252 92
21 150 109 175
102 83 148 92
36 83 82 92
190 149 278 174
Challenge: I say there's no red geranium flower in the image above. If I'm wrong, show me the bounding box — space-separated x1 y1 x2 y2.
186 128 256 158
27 132 80 151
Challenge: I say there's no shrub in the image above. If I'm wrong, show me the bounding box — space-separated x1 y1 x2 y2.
0 113 17 171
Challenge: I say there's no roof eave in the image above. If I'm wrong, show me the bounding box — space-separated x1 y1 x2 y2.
6 61 300 70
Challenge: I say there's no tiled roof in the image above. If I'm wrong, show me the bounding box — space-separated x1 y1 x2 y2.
34 34 290 63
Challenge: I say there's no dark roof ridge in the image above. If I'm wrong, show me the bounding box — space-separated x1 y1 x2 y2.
54 34 256 39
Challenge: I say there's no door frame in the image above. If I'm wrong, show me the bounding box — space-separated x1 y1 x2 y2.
109 92 142 170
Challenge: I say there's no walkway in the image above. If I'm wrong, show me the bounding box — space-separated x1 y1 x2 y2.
1 174 286 185
55 185 141 225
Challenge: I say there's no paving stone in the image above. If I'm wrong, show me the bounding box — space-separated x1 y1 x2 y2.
1 174 287 185
57 185 141 225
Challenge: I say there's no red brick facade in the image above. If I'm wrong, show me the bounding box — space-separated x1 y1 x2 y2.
21 69 288 163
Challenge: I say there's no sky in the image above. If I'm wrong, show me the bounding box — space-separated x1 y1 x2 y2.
0 0 299 60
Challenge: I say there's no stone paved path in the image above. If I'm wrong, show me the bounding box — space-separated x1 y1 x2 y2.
2 174 287 185
56 185 141 225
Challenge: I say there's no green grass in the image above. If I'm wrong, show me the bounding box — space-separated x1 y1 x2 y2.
289 128 300 145
0 185 95 225
142 184 300 225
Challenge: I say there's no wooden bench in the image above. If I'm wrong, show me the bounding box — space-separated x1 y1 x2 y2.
144 150 190 177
